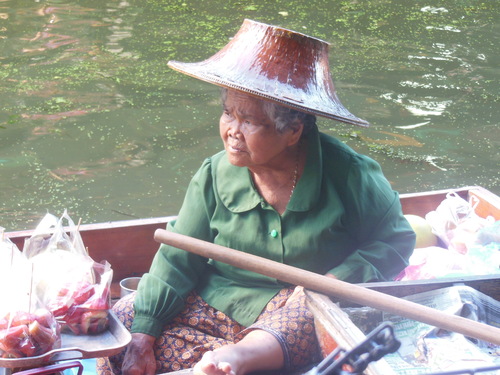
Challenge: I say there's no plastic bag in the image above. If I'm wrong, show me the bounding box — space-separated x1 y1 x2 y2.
476 220 500 245
23 211 113 335
0 227 61 358
425 192 492 254
395 242 500 281
395 246 468 281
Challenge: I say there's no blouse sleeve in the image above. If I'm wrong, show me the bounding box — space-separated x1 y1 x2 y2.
131 158 216 337
328 154 415 283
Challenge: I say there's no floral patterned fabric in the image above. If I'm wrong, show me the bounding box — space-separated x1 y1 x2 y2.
96 288 319 374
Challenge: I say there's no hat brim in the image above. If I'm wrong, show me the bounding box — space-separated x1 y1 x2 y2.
168 61 369 127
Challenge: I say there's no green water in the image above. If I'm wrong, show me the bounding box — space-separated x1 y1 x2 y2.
1 0 498 231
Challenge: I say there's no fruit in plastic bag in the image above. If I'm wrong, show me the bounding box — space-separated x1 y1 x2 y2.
0 309 60 359
47 272 111 335
0 228 62 358
22 212 113 335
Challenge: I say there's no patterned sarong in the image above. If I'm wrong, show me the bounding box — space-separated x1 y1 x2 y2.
96 288 319 374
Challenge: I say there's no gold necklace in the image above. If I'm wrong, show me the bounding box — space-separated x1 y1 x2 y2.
289 144 300 199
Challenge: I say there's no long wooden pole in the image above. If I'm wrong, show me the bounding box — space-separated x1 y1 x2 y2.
154 229 500 346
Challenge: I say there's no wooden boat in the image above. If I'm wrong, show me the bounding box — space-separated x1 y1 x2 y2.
4 186 500 375
6 185 499 301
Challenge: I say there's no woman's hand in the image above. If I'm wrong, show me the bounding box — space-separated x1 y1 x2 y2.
122 333 157 375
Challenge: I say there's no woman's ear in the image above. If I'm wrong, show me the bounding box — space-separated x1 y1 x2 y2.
287 122 304 146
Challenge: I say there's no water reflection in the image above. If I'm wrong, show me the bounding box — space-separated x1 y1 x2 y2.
104 1 137 57
0 0 498 231
21 3 98 55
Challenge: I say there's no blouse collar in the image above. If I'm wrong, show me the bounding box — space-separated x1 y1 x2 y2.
215 126 323 213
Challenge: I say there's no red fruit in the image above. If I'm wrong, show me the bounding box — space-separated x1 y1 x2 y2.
80 310 108 335
29 320 55 345
47 296 71 318
89 316 109 334
18 338 36 357
0 315 9 330
9 312 35 327
0 325 29 348
0 325 31 357
48 281 96 319
0 344 23 358
34 308 55 329
29 320 56 355
0 339 9 355
62 306 82 335
87 295 110 311
72 281 95 305
56 285 72 297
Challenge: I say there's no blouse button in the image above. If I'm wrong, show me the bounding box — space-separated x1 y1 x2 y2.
270 229 278 238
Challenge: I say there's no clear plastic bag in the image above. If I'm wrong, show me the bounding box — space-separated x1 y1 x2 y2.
425 192 493 254
23 212 113 335
0 228 61 358
50 260 112 335
396 190 500 281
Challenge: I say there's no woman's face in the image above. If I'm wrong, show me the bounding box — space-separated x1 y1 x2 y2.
219 90 300 169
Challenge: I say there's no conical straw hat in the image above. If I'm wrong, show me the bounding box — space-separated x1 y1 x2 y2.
168 19 369 127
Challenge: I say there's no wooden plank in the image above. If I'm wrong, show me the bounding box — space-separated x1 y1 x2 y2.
305 290 396 375
357 275 500 303
399 186 470 217
399 185 499 220
469 186 500 220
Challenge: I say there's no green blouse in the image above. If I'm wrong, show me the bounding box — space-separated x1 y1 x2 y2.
131 126 415 337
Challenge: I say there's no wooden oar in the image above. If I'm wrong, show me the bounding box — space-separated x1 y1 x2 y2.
154 229 500 346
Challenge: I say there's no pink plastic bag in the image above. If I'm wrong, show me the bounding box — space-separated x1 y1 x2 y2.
394 246 468 281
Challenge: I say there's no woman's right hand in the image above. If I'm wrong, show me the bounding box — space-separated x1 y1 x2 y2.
122 332 157 375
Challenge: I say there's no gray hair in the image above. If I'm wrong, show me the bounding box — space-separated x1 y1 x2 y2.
221 88 316 136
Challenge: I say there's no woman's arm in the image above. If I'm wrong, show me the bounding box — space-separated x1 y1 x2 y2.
132 157 217 336
328 154 415 282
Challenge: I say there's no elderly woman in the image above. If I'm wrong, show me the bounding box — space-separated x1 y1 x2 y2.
97 20 415 375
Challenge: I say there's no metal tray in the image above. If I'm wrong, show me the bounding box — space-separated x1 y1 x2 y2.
0 311 131 369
